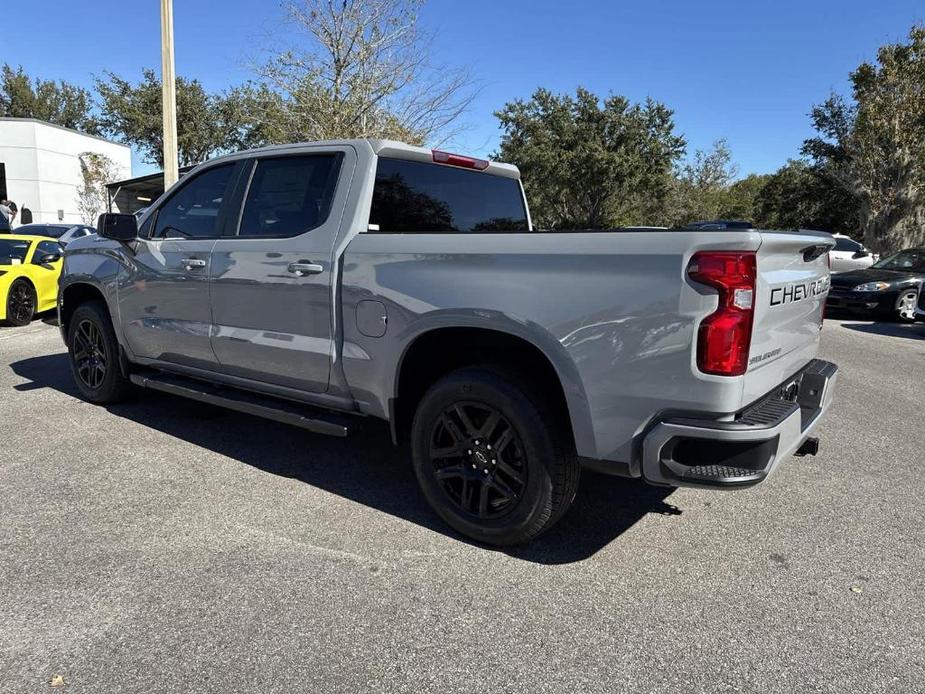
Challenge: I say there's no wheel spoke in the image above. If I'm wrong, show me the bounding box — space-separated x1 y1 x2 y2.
477 483 490 517
489 476 517 502
479 410 501 440
440 414 466 443
493 428 513 454
459 477 471 510
431 443 464 460
496 459 524 485
452 404 478 437
434 464 465 481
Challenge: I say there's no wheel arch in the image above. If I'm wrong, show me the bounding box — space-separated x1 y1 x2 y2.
60 281 111 340
390 323 594 454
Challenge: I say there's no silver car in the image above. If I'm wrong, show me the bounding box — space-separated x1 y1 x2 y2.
14 223 96 247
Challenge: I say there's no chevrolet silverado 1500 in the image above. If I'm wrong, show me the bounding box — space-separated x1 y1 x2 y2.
59 139 838 545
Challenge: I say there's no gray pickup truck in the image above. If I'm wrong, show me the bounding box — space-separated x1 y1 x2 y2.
59 139 838 545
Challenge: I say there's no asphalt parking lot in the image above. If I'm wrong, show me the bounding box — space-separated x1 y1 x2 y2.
1 317 923 693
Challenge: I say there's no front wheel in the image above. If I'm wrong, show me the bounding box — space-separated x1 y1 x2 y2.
411 367 579 546
4 279 36 326
896 289 918 323
67 301 133 404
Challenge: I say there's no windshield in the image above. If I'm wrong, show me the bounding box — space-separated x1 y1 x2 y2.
0 239 32 262
872 249 925 272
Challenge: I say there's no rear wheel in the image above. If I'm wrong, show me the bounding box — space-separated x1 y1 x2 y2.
896 289 918 323
411 367 579 546
67 301 133 404
4 279 36 326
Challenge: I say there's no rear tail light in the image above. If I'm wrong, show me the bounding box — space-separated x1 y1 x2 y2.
687 251 757 376
432 150 489 170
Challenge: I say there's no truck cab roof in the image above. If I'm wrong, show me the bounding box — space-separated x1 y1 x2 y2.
203 138 521 180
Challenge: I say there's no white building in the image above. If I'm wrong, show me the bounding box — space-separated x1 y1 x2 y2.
0 118 131 227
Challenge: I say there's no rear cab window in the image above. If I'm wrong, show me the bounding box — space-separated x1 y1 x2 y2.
369 158 528 233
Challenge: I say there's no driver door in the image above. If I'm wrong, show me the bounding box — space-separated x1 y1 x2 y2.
118 162 246 370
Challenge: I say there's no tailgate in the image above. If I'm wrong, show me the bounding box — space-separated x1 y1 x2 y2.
744 231 834 403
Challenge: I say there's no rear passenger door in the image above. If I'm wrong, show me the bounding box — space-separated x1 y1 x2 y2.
209 147 354 393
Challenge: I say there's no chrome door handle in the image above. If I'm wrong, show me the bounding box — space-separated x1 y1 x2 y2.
288 261 324 276
183 258 206 270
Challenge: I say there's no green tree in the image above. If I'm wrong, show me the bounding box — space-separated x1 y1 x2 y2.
803 25 925 253
667 139 742 226
723 173 771 222
495 87 685 229
754 160 859 233
0 64 98 132
95 70 264 167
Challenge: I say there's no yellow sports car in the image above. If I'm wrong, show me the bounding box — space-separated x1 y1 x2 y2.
0 234 64 326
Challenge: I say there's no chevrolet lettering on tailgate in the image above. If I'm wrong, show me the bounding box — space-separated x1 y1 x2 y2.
770 277 831 307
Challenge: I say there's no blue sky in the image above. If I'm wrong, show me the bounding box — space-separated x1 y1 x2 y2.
7 1 924 177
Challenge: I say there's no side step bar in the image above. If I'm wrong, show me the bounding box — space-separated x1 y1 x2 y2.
129 373 351 437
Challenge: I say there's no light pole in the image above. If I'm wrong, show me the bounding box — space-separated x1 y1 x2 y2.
160 0 179 188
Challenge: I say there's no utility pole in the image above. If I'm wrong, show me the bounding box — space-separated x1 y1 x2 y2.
160 0 179 188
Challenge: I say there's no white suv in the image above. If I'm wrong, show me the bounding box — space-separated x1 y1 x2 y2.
830 234 877 273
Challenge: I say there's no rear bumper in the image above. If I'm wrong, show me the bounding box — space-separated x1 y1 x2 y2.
641 359 838 488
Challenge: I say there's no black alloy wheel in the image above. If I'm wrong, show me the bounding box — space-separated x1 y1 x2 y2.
5 280 36 326
66 301 133 404
429 401 528 520
411 367 580 546
72 318 108 390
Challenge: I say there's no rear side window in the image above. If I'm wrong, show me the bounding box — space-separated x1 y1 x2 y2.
370 158 528 232
238 155 341 237
153 164 235 239
834 237 861 252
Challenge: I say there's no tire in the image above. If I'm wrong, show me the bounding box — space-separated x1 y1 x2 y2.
67 301 133 404
895 289 918 323
411 366 580 546
4 279 36 326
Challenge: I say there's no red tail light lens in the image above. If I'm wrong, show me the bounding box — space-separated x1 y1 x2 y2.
432 150 489 170
688 251 757 376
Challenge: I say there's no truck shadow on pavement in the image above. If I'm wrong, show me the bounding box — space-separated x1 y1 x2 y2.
9 353 681 565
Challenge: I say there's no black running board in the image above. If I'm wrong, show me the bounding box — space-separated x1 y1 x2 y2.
129 373 350 437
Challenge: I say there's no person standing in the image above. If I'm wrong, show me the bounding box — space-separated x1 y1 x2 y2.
0 200 17 232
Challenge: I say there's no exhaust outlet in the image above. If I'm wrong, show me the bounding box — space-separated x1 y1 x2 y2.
794 437 819 457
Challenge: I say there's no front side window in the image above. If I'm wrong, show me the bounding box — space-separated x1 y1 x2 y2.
873 250 925 272
369 158 529 233
153 164 235 239
0 239 30 263
238 155 341 237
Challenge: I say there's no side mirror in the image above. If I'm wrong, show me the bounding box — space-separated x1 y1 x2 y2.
97 213 138 241
853 250 870 259
39 252 62 264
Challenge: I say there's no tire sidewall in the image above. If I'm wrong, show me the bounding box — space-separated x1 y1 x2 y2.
67 302 123 403
411 369 557 545
6 279 36 326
